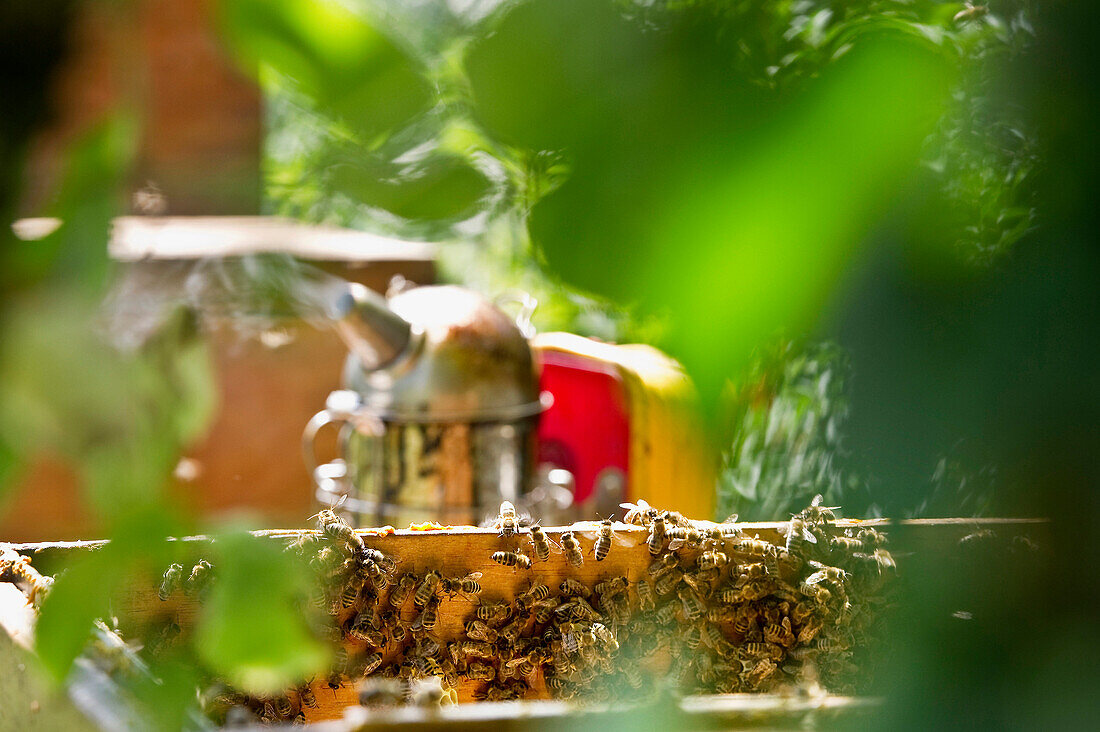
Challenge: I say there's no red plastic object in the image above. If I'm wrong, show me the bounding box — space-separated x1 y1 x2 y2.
535 349 630 505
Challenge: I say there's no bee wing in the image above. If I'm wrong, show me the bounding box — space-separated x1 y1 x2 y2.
722 513 739 523
579 531 598 541
612 533 635 547
804 571 827 586
668 538 686 550
465 572 483 581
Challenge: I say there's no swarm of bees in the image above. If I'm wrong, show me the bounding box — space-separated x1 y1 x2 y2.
158 495 898 723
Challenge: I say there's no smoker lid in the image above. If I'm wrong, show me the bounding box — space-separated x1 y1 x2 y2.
342 285 549 423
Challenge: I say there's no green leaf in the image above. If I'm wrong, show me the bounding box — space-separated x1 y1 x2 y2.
195 528 328 693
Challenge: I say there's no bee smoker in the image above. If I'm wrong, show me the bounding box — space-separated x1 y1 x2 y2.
304 282 551 527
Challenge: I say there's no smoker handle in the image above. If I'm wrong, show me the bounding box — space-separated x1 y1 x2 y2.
303 390 366 503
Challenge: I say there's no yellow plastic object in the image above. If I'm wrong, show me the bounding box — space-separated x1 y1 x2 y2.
533 333 716 520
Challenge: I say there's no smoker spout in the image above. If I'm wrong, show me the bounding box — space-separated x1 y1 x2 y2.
331 282 414 371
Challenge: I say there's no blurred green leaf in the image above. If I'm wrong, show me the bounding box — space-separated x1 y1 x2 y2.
195 528 328 693
218 0 431 143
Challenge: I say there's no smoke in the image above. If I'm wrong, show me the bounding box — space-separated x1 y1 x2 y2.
100 254 351 351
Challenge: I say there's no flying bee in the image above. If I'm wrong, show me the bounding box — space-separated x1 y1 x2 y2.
585 518 632 561
439 572 483 600
647 512 668 556
527 523 560 562
560 531 584 568
491 550 532 570
389 572 417 608
414 571 441 608
636 578 656 610
667 526 704 551
494 500 519 538
648 553 679 576
559 578 591 598
953 2 989 24
620 498 658 526
159 563 184 601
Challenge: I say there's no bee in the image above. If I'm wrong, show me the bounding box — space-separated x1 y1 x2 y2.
804 562 848 587
734 535 772 557
648 553 679 576
645 512 668 555
494 500 519 538
559 578 591 598
491 550 532 569
778 517 817 558
682 624 702 650
464 618 498 643
475 599 511 624
667 527 704 551
159 563 184 601
527 523 560 562
829 535 864 555
359 651 384 675
732 605 758 635
800 495 839 525
272 694 293 719
418 596 441 631
533 597 561 624
311 504 364 551
594 576 629 596
763 545 788 577
621 498 658 526
744 658 778 688
560 531 584 568
700 623 733 653
636 578 656 610
677 586 707 621
516 582 550 610
439 572 483 600
466 661 496 681
414 571 441 608
340 574 366 609
389 572 417 608
586 519 632 561
682 566 719 596
296 682 316 708
498 616 527 644
380 610 407 644
502 655 537 679
654 566 684 596
187 559 214 597
460 640 495 660
332 646 348 675
697 546 729 570
764 617 796 647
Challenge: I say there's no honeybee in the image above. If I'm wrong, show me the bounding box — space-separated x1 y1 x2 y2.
417 596 441 631
682 624 702 650
734 536 772 557
533 597 561 624
744 658 778 688
494 501 519 538
360 651 384 675
700 623 733 654
654 566 684 596
697 546 729 570
414 571 441 608
953 2 989 24
682 567 719 596
764 617 796 647
475 599 511 624
778 517 817 558
389 573 417 608
559 531 584 568
586 519 632 561
527 523 560 562
498 616 527 644
667 527 704 551
559 578 591 598
516 582 550 610
829 535 863 555
636 578 656 610
763 545 788 577
379 610 407 644
648 553 679 576
677 586 707 621
296 682 316 709
647 512 668 556
332 646 348 674
272 694 293 719
621 499 658 526
466 661 496 681
800 495 839 525
804 562 848 587
187 559 215 597
311 504 364 551
594 576 629 596
732 605 758 635
340 574 366 609
159 563 184 601
464 618 498 643
439 572 483 600
491 550 532 569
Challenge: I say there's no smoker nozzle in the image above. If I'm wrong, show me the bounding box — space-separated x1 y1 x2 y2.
331 282 414 372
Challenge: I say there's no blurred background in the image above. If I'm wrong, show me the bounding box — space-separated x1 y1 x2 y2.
2 0 1099 727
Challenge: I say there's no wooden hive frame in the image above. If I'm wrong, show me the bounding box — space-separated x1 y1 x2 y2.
2 517 1048 727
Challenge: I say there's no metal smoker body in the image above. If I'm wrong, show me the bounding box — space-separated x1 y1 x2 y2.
305 283 548 527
